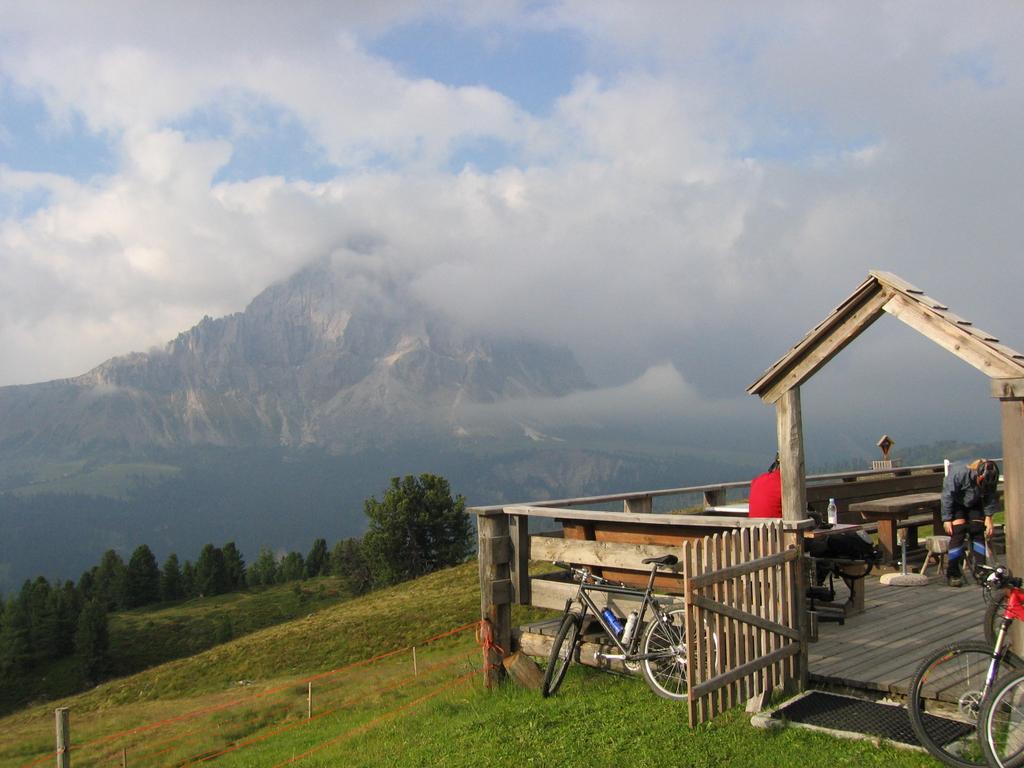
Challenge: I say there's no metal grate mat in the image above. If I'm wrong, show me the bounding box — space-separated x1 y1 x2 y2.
770 691 974 746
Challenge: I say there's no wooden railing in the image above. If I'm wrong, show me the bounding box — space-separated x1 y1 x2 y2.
472 462 947 521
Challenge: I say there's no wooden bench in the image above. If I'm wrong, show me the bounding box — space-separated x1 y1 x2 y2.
848 493 942 565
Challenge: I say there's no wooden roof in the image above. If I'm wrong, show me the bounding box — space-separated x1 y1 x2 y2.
747 270 1024 404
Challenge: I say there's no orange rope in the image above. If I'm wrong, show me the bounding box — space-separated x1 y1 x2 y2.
180 651 476 765
477 618 506 674
271 669 478 767
117 701 294 763
17 620 482 767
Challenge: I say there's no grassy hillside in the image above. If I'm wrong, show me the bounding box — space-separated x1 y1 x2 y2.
0 562 939 768
0 577 353 716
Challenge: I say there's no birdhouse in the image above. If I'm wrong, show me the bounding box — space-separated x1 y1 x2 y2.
877 434 894 459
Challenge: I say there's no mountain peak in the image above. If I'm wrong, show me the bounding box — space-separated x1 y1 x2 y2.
0 259 589 455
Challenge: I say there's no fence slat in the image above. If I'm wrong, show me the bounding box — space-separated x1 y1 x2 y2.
684 540 698 727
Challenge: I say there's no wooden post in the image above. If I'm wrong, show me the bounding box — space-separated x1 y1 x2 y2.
624 495 653 514
775 387 808 691
477 509 512 688
121 747 127 768
55 707 70 768
307 682 312 719
508 514 531 605
994 380 1024 650
412 647 418 676
501 651 545 691
703 487 726 508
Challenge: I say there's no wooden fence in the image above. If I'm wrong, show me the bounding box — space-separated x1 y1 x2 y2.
681 523 800 725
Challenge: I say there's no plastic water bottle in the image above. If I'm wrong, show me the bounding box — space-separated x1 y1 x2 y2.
601 608 625 636
621 611 639 644
827 497 838 526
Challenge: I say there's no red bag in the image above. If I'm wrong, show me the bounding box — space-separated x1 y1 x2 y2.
749 469 782 518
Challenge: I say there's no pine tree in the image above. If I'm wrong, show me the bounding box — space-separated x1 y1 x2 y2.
23 577 58 663
0 594 31 680
94 550 127 611
278 552 305 583
125 544 161 608
361 474 471 586
305 538 329 578
52 580 82 657
160 553 184 602
77 569 95 602
221 542 247 590
181 560 197 598
75 598 110 685
194 544 228 596
330 538 373 596
248 547 279 587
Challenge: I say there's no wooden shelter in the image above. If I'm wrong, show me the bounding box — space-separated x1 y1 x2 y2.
747 270 1024 589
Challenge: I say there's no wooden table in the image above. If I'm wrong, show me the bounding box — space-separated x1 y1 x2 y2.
848 492 942 564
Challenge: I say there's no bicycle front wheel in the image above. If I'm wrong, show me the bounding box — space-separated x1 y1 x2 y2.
980 668 1024 768
640 608 689 701
542 612 581 698
907 640 1017 768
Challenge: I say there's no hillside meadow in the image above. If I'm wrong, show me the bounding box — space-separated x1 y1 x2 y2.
0 561 942 767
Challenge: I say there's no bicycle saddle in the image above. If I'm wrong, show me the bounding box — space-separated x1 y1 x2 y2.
642 554 679 566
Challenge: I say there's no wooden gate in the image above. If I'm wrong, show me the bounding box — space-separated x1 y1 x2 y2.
681 522 801 725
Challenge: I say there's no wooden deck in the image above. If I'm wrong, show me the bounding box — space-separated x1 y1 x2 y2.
809 570 989 697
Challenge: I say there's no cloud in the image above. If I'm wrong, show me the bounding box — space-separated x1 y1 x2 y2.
0 1 1019 459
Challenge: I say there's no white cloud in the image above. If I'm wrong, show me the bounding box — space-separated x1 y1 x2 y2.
0 0 1019 455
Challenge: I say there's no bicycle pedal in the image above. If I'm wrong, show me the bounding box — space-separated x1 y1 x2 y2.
594 652 626 662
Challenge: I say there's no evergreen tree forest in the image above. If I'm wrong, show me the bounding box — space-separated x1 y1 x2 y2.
0 473 473 697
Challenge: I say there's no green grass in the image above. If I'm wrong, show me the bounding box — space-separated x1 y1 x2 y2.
0 577 354 716
108 578 350 674
0 562 943 768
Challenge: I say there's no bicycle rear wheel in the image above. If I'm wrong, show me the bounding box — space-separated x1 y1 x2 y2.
640 608 689 701
907 640 1018 768
542 612 581 697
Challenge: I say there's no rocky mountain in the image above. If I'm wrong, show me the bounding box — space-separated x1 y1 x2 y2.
0 260 589 460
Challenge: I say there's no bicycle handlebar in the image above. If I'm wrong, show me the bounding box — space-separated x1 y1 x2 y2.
981 565 1024 590
551 561 626 587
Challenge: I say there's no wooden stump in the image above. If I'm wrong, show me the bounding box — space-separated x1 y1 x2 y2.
502 651 545 691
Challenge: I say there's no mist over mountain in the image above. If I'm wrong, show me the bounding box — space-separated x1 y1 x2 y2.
0 258 589 462
0 258 764 594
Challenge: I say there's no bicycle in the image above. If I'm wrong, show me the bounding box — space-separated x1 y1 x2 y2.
974 573 1024 768
907 565 1023 768
541 554 711 701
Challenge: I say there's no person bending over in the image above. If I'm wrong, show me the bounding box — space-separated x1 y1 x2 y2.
942 459 1000 587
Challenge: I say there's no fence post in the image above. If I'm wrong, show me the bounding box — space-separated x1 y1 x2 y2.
307 682 312 719
55 707 70 768
623 495 652 514
476 508 512 687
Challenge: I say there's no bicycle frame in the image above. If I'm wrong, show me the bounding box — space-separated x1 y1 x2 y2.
992 586 1024 655
561 562 677 662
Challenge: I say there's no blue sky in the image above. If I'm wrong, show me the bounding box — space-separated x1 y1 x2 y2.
0 1 1022 450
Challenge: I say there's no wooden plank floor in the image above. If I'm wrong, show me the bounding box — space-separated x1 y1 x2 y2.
809 571 991 698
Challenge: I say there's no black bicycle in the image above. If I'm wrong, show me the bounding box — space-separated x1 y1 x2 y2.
542 554 713 701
